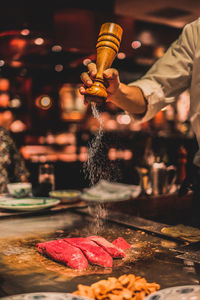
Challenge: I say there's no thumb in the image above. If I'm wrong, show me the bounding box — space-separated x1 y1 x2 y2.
103 68 120 95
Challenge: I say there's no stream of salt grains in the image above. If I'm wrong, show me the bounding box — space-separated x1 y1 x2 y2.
83 102 104 186
83 102 111 234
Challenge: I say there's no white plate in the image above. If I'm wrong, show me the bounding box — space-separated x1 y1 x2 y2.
0 292 90 300
80 192 131 203
0 197 60 211
145 285 200 300
80 180 141 203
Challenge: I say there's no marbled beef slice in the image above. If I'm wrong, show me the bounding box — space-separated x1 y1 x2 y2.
64 237 113 267
112 237 131 250
87 236 126 258
37 239 88 270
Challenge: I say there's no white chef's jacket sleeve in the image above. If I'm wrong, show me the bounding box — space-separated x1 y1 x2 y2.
128 18 198 123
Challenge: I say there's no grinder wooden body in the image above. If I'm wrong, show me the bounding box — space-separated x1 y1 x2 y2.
85 22 123 104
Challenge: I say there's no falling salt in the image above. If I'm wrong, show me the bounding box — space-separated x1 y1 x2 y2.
83 102 109 234
83 102 117 186
83 102 104 186
83 102 122 234
88 203 108 235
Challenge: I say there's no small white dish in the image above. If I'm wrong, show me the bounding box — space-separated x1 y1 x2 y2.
0 292 90 300
7 182 32 198
145 285 200 300
49 189 81 203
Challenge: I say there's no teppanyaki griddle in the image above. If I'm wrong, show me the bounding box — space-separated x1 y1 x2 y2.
76 207 200 244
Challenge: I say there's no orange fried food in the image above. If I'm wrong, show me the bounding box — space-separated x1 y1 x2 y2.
73 273 160 299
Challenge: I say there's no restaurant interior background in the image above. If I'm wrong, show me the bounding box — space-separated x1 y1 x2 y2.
0 0 200 191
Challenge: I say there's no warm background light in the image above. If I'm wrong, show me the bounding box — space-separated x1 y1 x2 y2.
35 95 53 110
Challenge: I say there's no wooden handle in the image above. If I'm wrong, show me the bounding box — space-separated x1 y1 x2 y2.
85 22 123 104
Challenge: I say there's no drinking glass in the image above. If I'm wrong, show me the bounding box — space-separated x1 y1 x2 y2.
38 163 55 196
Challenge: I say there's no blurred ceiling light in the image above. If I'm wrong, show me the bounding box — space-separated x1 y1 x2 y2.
10 120 26 132
35 95 52 110
0 60 5 67
124 149 133 160
46 132 55 144
10 98 21 108
55 133 69 145
0 93 9 107
116 113 131 125
69 47 79 52
10 60 22 67
131 40 142 49
108 148 117 161
0 78 9 91
137 30 156 45
20 29 30 36
117 52 126 59
83 58 92 66
10 38 26 50
105 119 117 130
154 46 165 58
55 64 63 72
34 37 44 45
79 152 88 162
51 45 62 52
116 149 124 160
40 96 52 109
0 110 13 129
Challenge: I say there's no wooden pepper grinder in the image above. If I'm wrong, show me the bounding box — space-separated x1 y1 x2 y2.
85 22 123 105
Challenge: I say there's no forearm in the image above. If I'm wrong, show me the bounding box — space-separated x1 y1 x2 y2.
109 83 147 115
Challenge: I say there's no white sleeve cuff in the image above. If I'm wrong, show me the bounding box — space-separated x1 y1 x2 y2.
128 79 174 123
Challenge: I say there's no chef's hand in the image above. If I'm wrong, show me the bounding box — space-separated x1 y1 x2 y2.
80 62 147 115
79 62 121 104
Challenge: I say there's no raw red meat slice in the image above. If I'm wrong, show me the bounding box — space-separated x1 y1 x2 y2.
87 236 125 258
112 237 131 250
37 242 46 254
36 239 88 270
64 237 113 267
37 240 57 254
